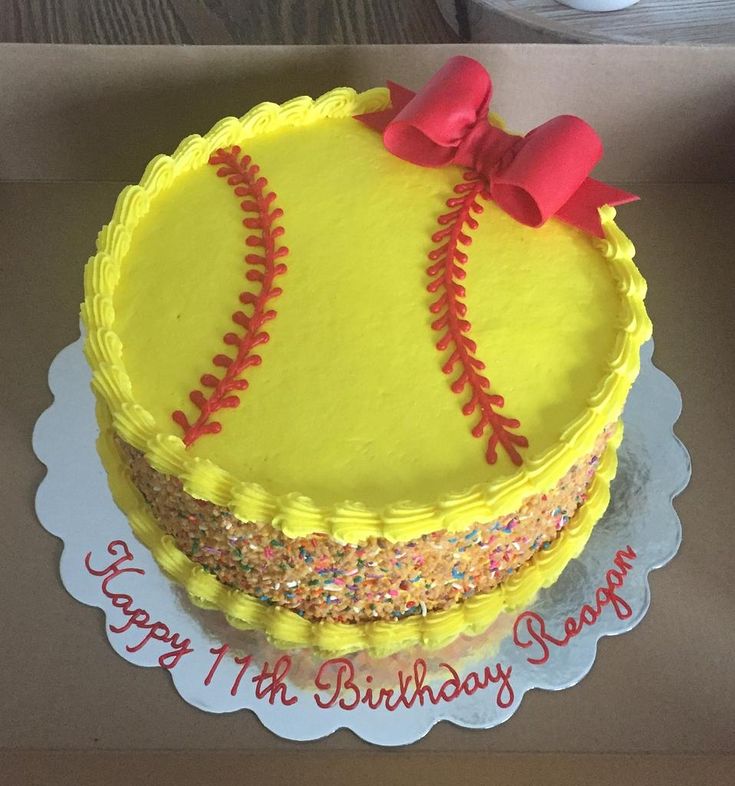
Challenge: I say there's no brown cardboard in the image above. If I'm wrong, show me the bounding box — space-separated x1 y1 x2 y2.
2 43 735 183
1 43 733 780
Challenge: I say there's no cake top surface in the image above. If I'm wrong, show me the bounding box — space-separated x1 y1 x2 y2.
83 60 651 543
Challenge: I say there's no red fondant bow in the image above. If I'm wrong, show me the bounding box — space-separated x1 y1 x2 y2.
355 56 637 237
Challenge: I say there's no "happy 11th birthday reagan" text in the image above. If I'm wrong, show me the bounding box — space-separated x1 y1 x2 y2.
84 540 637 711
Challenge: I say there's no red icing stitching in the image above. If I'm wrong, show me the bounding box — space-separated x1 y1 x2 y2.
172 146 289 446
427 171 528 466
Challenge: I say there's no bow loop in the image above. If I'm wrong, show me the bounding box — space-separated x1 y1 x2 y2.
490 115 602 228
355 56 637 238
359 56 492 167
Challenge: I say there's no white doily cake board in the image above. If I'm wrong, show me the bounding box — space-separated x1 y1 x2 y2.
33 337 689 745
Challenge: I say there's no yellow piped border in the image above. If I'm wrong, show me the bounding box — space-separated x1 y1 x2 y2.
82 86 651 545
98 398 622 657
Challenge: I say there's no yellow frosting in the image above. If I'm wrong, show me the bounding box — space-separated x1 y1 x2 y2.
82 86 651 545
96 398 622 656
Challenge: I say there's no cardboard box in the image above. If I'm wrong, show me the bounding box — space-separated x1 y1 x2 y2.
1 43 733 783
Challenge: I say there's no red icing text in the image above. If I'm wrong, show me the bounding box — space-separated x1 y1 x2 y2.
252 656 298 705
204 644 297 704
513 545 637 665
84 540 193 669
313 657 514 711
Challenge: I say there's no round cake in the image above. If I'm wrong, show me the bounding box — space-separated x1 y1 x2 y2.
82 57 651 655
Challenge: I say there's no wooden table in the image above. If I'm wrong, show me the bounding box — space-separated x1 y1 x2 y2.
441 0 735 44
0 0 459 44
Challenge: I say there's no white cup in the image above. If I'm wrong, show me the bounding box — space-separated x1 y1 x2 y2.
555 0 640 10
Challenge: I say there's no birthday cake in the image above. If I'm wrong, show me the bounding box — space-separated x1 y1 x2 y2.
82 57 651 655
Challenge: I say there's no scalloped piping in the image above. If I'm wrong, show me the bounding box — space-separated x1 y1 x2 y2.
97 398 623 657
81 86 651 545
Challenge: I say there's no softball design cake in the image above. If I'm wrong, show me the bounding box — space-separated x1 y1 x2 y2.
82 57 651 655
